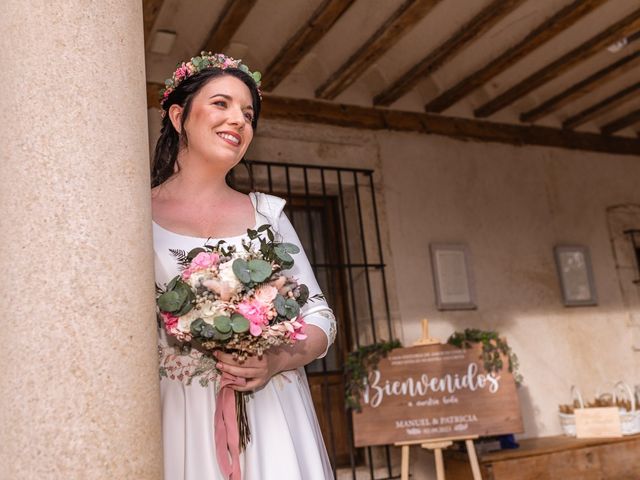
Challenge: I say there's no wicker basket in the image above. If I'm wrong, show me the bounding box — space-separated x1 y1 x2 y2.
558 386 584 436
614 381 640 436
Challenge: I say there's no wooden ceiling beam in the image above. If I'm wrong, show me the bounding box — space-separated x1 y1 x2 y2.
146 83 639 155
261 0 356 92
315 0 442 100
520 48 640 123
474 8 640 118
563 81 640 130
143 0 165 49
601 107 640 135
261 95 640 156
201 0 258 53
373 0 526 107
424 0 607 113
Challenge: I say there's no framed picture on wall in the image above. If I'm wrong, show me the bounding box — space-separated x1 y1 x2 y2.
554 245 597 307
430 243 477 310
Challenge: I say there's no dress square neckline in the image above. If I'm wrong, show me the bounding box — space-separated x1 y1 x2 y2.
152 191 259 241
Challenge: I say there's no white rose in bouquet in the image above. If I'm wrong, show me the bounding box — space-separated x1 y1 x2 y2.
199 301 229 324
188 269 213 288
203 261 243 301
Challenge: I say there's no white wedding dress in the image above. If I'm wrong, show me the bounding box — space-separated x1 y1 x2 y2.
153 192 336 480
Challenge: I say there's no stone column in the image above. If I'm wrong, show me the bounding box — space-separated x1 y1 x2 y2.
0 2 162 479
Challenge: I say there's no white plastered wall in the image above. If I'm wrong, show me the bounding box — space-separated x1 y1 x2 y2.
149 113 640 479
377 130 640 429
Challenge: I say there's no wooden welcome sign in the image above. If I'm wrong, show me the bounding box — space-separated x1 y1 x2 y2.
352 343 523 447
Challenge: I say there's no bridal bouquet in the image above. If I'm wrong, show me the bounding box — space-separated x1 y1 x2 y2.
156 224 318 478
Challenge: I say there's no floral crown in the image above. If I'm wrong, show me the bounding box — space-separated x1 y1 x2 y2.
160 52 262 112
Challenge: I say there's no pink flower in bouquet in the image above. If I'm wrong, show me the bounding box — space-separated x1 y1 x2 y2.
254 285 277 305
182 252 219 280
288 317 307 341
191 252 219 269
236 299 270 336
162 312 180 335
182 267 194 280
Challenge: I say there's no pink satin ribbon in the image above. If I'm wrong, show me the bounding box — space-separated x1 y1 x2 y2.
214 372 246 480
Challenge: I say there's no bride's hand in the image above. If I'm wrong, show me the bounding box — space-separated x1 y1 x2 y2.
215 350 284 391
214 326 328 391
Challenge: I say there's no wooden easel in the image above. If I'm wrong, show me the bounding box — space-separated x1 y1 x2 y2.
413 318 441 347
395 435 482 480
393 319 482 480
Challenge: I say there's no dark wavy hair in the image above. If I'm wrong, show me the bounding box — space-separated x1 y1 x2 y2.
150 68 262 187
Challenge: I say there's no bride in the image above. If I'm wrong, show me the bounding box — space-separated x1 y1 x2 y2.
150 52 336 479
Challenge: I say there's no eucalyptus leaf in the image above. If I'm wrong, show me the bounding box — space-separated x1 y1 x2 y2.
173 282 194 315
274 295 287 316
232 259 251 284
284 298 300 319
166 275 180 291
274 246 293 265
297 284 309 305
247 259 272 283
214 316 232 334
230 314 250 333
173 283 190 302
257 224 271 232
214 329 233 341
190 318 205 335
280 259 294 270
175 298 194 316
201 324 216 339
278 243 300 254
158 291 181 313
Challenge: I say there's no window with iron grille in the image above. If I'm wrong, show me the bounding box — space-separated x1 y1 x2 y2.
230 160 399 479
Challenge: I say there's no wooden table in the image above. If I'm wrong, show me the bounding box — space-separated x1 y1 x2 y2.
444 434 640 479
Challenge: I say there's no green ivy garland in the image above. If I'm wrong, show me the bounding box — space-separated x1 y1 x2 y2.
447 328 523 385
344 339 402 411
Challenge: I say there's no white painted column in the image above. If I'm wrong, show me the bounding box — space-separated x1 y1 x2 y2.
0 2 162 478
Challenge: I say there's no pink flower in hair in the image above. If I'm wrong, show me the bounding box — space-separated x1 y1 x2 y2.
174 64 190 81
160 52 261 110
